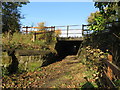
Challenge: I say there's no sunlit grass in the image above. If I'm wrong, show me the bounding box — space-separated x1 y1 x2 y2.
2 32 57 51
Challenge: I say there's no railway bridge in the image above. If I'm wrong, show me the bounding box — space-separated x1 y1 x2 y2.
22 24 90 57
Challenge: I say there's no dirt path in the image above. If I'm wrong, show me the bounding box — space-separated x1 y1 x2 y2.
2 55 98 88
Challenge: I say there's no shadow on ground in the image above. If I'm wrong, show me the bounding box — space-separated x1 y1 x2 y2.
81 82 94 90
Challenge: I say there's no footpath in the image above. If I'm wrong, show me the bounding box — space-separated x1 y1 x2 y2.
2 55 98 88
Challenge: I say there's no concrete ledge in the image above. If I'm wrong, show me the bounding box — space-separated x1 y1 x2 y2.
15 50 50 56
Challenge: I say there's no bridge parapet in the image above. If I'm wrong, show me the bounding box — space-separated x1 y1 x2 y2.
57 37 83 41
22 24 86 41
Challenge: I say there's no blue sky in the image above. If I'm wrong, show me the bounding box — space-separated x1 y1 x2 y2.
20 2 98 27
29 0 93 2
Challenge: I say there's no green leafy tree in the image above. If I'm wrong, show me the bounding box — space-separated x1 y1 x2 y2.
87 1 120 32
88 1 120 67
87 11 106 31
89 16 106 31
2 2 28 34
87 11 101 24
94 1 120 21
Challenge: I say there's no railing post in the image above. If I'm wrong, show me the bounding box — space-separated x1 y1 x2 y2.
32 32 36 42
82 24 84 38
54 26 56 37
67 25 69 37
51 26 55 32
50 26 52 31
54 26 55 31
26 26 28 34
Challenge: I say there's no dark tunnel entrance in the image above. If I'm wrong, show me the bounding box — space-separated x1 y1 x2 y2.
55 40 82 60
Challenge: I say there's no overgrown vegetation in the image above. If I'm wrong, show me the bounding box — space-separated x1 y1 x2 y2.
86 1 120 66
2 31 57 52
78 1 120 88
2 21 58 75
77 45 108 87
88 1 120 32
2 1 120 89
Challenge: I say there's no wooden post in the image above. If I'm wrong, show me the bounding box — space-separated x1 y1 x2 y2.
107 53 113 80
50 26 52 31
32 32 36 42
53 26 55 31
26 26 28 34
8 30 11 42
67 26 69 37
51 26 55 31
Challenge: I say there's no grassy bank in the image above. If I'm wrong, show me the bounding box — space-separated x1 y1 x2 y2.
2 32 57 75
2 32 57 52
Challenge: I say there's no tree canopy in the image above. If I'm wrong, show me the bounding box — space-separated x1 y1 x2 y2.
87 1 120 32
2 2 28 34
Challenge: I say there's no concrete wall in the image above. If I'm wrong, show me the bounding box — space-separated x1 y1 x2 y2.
2 50 56 74
2 52 44 74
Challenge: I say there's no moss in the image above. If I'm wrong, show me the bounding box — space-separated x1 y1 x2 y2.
27 61 43 72
2 52 12 67
17 55 44 72
17 56 28 64
18 63 27 71
2 67 9 75
3 48 56 73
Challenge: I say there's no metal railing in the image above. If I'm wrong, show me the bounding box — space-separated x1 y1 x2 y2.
54 25 83 38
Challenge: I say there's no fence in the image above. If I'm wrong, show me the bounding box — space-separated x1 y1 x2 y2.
55 25 82 37
101 56 120 88
22 25 83 42
82 21 120 88
82 21 120 37
22 26 55 42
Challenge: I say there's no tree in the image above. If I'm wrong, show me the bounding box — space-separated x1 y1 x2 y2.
87 10 108 32
2 2 28 34
37 22 46 31
88 1 120 66
87 11 101 24
87 1 120 32
94 1 120 21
